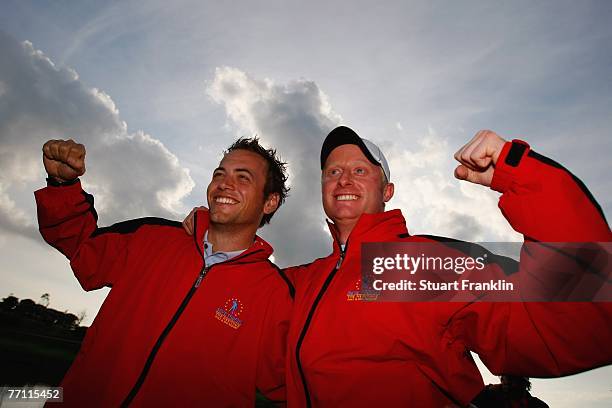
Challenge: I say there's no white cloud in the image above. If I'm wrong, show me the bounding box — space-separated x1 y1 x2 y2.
0 32 194 239
0 31 195 324
207 67 521 268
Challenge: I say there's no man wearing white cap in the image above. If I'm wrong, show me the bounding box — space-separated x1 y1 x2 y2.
281 126 611 407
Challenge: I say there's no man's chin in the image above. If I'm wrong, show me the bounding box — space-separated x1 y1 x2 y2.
327 209 363 224
209 211 234 225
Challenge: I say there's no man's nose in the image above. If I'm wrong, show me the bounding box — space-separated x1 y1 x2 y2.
218 175 236 190
338 171 353 186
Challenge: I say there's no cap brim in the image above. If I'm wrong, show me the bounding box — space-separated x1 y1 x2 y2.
320 126 381 169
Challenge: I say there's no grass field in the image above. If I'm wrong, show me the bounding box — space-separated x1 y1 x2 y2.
0 321 82 387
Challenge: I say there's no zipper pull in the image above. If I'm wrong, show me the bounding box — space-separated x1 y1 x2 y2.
194 267 208 288
336 252 345 269
336 241 349 269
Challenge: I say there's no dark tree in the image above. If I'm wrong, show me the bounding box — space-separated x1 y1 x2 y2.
1 295 19 310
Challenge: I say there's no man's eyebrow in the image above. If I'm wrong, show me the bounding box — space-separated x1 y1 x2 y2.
324 158 370 168
235 168 255 177
349 158 371 165
213 166 225 173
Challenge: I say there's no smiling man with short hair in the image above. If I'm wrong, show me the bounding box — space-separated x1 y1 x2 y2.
321 143 394 243
281 126 611 407
35 137 293 407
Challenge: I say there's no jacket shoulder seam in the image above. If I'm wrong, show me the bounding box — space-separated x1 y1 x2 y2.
416 234 519 276
91 217 182 238
527 150 608 226
267 260 295 299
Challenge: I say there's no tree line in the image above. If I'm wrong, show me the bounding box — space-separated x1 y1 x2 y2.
1 293 86 330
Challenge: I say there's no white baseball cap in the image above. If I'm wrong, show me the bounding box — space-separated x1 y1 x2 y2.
320 126 390 181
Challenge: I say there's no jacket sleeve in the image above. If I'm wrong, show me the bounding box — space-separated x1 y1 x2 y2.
35 180 132 291
256 278 293 405
490 140 610 241
451 140 612 377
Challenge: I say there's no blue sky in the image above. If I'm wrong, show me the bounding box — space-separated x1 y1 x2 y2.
1 1 611 405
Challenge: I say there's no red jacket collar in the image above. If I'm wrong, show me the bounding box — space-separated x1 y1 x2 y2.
193 209 273 263
327 209 410 255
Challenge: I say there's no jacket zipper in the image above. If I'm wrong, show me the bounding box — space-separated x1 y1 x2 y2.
120 264 209 407
295 243 348 408
120 212 262 406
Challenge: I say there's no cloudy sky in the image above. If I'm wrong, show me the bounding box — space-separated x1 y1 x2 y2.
1 0 611 405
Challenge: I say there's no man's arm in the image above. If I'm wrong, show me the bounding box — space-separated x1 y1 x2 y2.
450 130 611 377
36 139 132 290
454 130 610 298
454 130 609 239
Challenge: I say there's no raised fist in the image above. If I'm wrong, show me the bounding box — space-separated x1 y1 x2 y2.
453 130 507 187
42 139 86 182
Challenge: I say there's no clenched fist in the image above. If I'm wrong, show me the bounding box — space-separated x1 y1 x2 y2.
42 139 86 182
454 130 507 187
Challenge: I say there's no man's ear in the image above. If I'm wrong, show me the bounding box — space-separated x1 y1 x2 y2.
383 182 394 202
263 193 280 215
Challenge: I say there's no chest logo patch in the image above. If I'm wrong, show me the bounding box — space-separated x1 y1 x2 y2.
215 298 244 329
347 278 379 301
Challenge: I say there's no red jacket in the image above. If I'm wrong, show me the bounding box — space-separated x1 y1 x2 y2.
284 140 612 407
35 182 293 407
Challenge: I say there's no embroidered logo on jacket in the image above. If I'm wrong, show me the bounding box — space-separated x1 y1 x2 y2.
215 298 244 329
347 278 379 301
